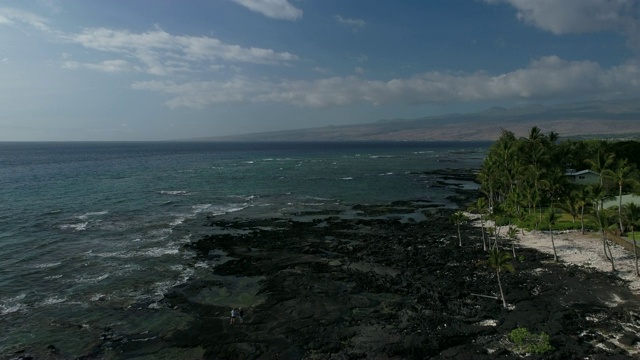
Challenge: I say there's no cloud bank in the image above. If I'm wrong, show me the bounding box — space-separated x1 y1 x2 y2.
133 56 640 108
3 4 640 113
67 27 298 75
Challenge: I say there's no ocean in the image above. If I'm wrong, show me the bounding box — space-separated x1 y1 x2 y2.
0 141 489 357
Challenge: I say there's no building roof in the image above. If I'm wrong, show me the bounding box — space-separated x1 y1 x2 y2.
565 169 599 177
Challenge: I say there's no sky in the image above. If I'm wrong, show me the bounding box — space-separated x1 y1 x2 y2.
1 0 640 141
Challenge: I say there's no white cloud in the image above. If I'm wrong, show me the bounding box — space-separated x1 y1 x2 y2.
0 8 298 75
38 0 63 14
350 54 368 63
313 66 331 74
0 7 53 32
230 0 302 21
132 77 272 108
63 59 132 73
485 0 640 49
67 27 298 75
133 56 640 108
334 15 366 30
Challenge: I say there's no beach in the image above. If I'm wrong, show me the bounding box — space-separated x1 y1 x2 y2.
513 229 640 295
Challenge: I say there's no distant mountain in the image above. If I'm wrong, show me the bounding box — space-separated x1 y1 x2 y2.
194 98 640 141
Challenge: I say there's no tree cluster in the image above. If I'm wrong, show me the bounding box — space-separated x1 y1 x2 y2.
475 126 640 275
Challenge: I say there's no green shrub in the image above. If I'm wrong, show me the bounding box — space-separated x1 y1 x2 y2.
508 327 554 354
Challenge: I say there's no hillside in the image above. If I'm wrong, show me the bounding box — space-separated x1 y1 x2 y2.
195 98 640 141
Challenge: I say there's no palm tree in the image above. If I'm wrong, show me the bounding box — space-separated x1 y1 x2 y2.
557 187 579 225
602 158 639 235
478 157 498 213
545 208 559 262
587 183 608 212
623 203 640 276
585 149 615 187
507 226 518 258
490 204 507 250
487 248 514 308
469 198 489 251
451 211 467 247
572 186 590 235
594 208 616 271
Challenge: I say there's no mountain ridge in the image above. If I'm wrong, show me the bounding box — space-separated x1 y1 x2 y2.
194 97 640 141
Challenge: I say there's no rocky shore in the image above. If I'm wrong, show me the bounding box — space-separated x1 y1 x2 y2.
166 208 640 359
45 170 640 359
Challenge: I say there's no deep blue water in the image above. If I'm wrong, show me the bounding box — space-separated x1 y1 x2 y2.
0 141 489 357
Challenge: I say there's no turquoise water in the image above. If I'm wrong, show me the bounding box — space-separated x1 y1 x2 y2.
0 141 488 357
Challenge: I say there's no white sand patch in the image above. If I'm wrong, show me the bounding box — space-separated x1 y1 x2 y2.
465 213 640 296
516 229 640 295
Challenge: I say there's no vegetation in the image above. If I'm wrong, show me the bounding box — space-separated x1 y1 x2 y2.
487 248 514 308
450 211 467 247
508 327 554 354
472 127 640 274
545 208 559 262
623 202 640 276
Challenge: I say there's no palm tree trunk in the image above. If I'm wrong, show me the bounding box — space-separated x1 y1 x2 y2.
605 238 616 272
480 219 487 252
601 229 611 260
580 206 585 235
496 270 507 308
550 226 558 262
633 228 639 277
457 224 462 247
618 184 624 235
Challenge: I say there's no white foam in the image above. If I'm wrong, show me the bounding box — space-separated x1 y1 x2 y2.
137 247 179 257
148 228 173 239
77 211 108 220
74 273 110 283
89 251 130 258
40 296 66 306
90 293 109 301
0 294 27 315
340 177 354 180
33 261 62 269
159 190 189 195
60 222 88 231
170 218 185 226
192 204 213 212
1 303 24 315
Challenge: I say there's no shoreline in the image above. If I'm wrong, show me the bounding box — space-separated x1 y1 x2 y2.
85 201 640 359
12 166 640 359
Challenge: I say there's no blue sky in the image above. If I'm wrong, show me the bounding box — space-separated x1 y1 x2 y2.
1 0 639 141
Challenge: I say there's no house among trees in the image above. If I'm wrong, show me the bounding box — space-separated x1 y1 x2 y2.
565 169 599 185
